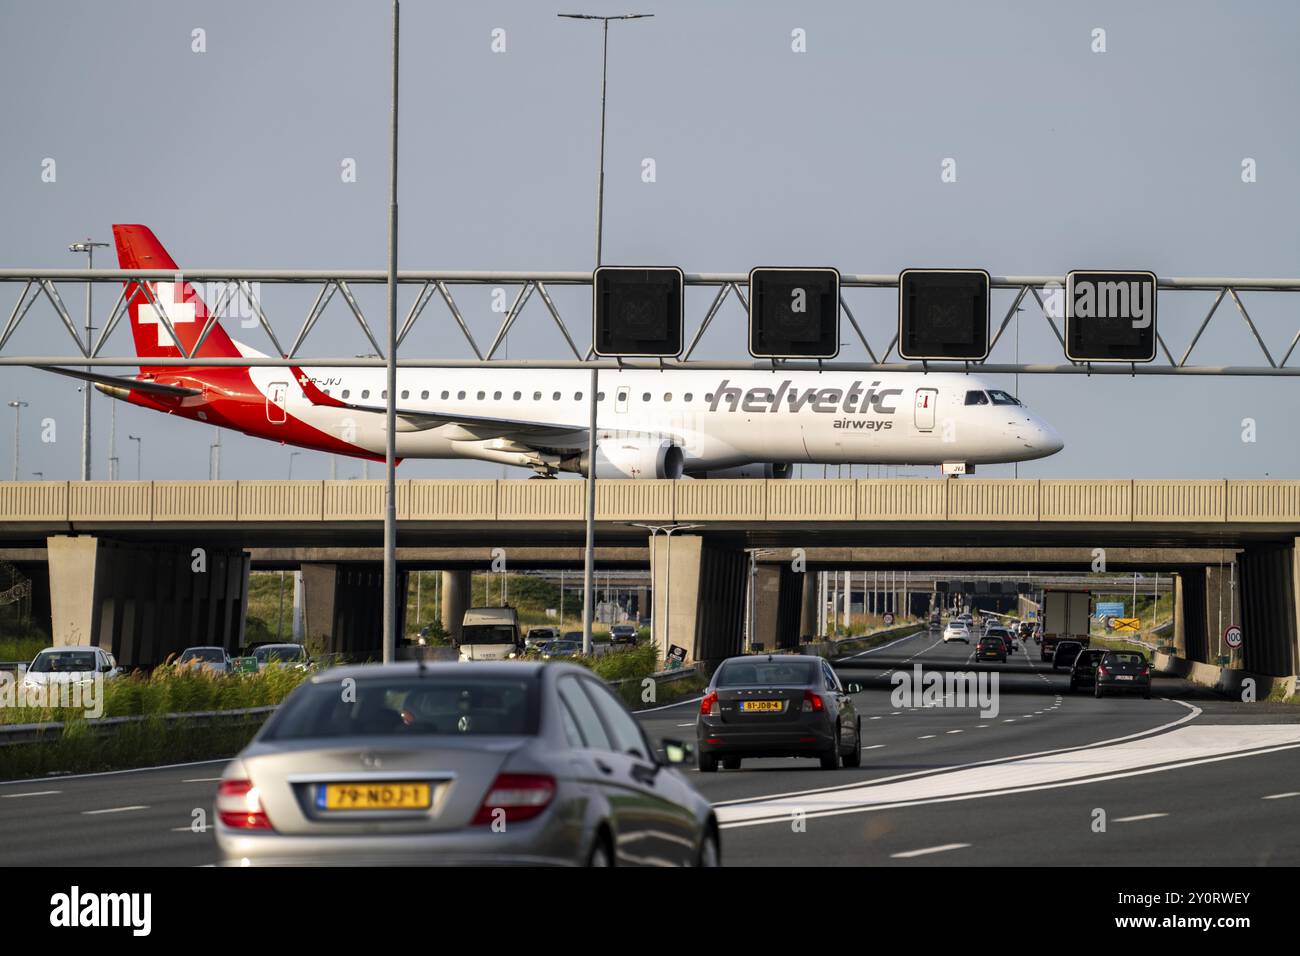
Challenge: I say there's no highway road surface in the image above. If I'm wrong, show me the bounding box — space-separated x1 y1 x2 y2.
2 630 1298 866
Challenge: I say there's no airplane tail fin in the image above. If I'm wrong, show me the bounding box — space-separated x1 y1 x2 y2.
112 224 242 370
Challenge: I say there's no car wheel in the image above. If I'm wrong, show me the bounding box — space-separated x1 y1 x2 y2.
1094 685 1103 699
820 727 842 770
696 827 721 868
587 833 614 867
1068 680 1076 693
841 720 862 768
698 751 718 773
1143 689 1151 700
722 756 742 771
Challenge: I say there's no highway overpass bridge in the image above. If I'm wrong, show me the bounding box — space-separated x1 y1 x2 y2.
1 478 1297 677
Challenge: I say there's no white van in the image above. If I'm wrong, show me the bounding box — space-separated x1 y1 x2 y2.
457 607 523 662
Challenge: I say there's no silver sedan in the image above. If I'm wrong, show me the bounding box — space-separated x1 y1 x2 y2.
215 661 719 866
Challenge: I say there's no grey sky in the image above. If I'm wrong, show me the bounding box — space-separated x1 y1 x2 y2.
1 0 1297 481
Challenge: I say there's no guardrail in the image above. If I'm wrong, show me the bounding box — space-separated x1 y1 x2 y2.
0 705 275 747
4 478 1300 525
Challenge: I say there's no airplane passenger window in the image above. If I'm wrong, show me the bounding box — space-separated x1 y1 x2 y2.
513 391 521 400
964 390 989 406
458 391 466 399
533 391 542 401
987 390 1022 406
477 391 485 400
381 391 387 399
664 393 672 401
705 393 714 402
494 391 502 400
401 390 409 399
642 392 651 402
421 391 429 399
552 392 561 401
685 393 693 401
342 390 350 399
361 390 370 399
575 392 583 401
597 392 605 401
441 391 448 399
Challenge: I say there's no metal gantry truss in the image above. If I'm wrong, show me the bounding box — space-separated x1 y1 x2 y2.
1 268 1299 375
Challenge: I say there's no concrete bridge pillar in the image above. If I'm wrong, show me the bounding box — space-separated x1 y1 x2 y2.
47 535 249 669
440 570 471 643
300 563 406 660
1238 540 1299 677
752 564 802 651
649 534 747 673
798 571 817 641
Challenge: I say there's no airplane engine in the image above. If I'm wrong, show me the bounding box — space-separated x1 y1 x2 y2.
687 462 794 479
562 437 685 479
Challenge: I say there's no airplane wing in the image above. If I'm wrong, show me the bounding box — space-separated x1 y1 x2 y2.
34 366 203 397
292 368 609 449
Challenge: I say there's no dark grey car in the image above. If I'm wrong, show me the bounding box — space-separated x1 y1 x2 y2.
1095 650 1152 699
215 662 719 866
696 654 861 772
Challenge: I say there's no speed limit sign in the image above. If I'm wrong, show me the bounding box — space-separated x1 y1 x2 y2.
1224 625 1243 649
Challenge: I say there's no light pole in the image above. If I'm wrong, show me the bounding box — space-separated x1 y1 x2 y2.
209 428 222 480
744 548 777 651
560 11 653 658
128 434 142 479
8 400 28 481
380 0 401 664
288 451 301 479
632 522 700 665
68 240 109 480
32 471 42 481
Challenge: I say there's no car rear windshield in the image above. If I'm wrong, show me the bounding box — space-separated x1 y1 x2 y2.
714 660 818 687
263 677 539 739
1106 653 1146 666
255 645 305 662
30 651 97 673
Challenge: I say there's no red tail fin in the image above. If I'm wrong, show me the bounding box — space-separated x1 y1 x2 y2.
113 224 241 370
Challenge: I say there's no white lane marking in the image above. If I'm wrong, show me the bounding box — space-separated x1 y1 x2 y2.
181 777 223 783
842 630 929 660
675 723 694 728
711 700 1203 810
1262 792 1300 800
0 758 230 787
1003 719 1016 723
891 843 971 859
82 805 149 815
869 716 883 720
171 826 209 832
1114 813 1168 823
633 696 703 715
918 735 937 740
864 744 886 751
718 725 1300 828
1 790 61 798
946 729 963 734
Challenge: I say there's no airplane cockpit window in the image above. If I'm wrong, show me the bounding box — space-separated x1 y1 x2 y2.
964 390 990 406
987 390 1022 406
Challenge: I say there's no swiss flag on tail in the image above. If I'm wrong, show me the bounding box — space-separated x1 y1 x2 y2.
113 224 241 370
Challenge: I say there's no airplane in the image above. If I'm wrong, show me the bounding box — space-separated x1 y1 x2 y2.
37 225 1064 479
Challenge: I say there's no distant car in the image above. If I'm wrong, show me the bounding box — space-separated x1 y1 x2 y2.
1018 622 1034 641
985 627 1015 652
1095 650 1152 699
562 631 584 643
697 654 860 772
177 646 233 674
1052 640 1083 671
1068 648 1107 693
976 636 1007 663
214 661 719 866
253 644 311 672
540 641 583 660
942 621 970 644
525 627 559 650
23 646 121 690
608 624 638 645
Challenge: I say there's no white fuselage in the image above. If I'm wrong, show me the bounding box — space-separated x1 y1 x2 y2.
248 363 1063 472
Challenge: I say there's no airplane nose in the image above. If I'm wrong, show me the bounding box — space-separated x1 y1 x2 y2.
1037 420 1064 455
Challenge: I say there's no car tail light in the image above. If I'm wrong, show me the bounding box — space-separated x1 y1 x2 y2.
472 773 555 825
802 690 824 713
700 691 718 717
1140 664 1150 676
216 779 273 830
1097 665 1109 677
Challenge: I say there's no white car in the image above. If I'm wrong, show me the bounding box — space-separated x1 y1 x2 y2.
177 646 234 674
942 622 971 644
23 646 121 690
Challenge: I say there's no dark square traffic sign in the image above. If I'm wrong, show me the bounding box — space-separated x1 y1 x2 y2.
592 266 684 357
1065 270 1158 362
748 267 841 358
898 269 991 361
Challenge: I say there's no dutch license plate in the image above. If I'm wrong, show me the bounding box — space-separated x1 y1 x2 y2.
319 782 431 810
741 700 784 713
1116 675 1134 681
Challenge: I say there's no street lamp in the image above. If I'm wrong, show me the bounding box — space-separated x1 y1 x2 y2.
68 240 109 480
744 548 778 651
128 435 142 479
8 400 28 482
559 10 654 658
631 522 700 666
288 451 301 479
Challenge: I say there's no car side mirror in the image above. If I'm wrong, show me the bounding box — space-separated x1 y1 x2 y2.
661 739 693 765
100 663 113 673
845 682 864 693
